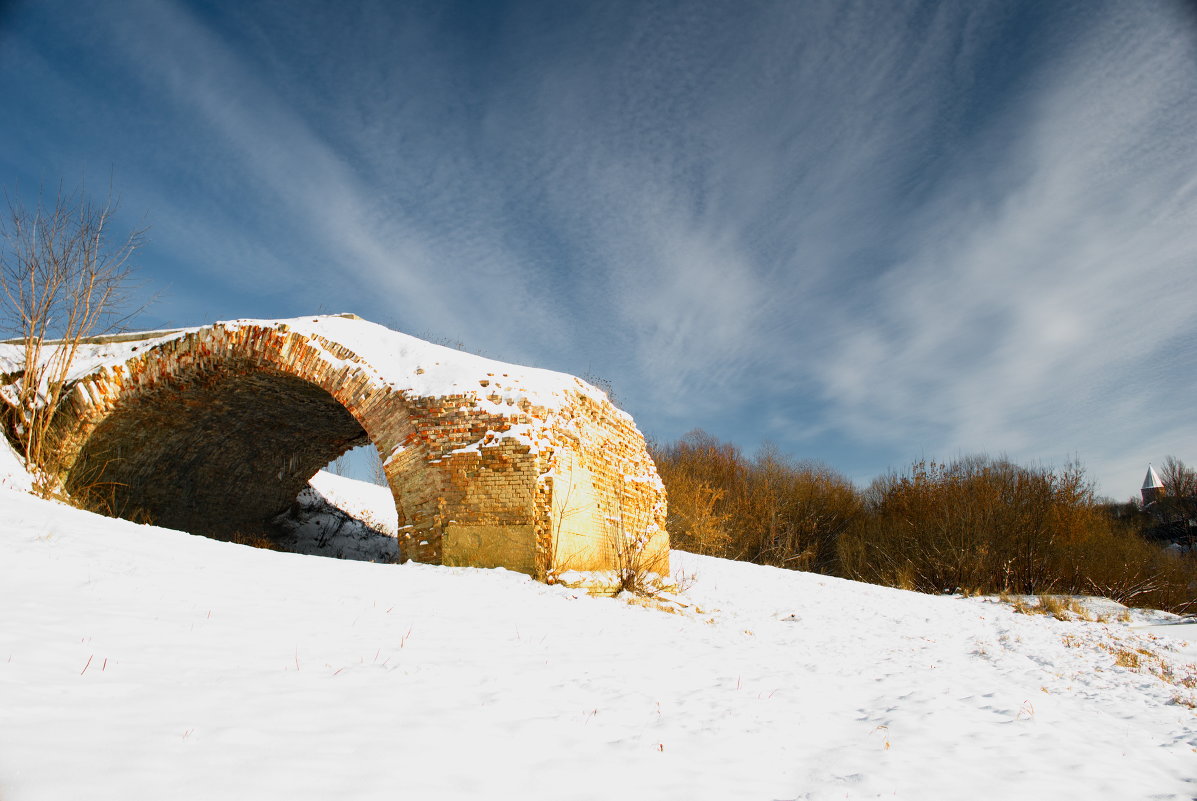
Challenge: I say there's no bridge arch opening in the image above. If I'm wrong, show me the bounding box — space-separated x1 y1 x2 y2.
67 364 393 546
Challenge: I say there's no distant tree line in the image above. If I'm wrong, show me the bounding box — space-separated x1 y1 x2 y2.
652 431 1196 614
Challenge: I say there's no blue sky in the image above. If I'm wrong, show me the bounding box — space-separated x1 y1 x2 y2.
3 0 1196 499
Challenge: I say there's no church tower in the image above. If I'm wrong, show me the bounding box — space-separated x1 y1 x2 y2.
1141 464 1165 506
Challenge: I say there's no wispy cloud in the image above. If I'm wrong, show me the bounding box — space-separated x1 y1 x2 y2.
488 1 1197 493
4 0 1193 494
37 0 576 362
804 3 1197 492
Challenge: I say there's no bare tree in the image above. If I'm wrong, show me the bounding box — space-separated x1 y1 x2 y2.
1159 456 1197 503
369 449 388 486
0 183 144 493
1156 456 1197 550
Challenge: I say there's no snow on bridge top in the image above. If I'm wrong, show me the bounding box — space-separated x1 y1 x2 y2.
1 313 621 429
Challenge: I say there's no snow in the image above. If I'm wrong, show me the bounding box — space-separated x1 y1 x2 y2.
1 474 1195 800
0 436 32 492
280 315 615 414
307 470 399 535
1133 618 1197 661
0 316 618 436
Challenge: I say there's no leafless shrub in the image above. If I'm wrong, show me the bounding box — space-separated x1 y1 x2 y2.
654 433 1196 614
609 511 668 596
653 430 859 572
837 456 1197 614
0 182 145 494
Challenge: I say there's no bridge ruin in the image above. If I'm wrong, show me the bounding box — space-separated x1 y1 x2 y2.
0 315 669 589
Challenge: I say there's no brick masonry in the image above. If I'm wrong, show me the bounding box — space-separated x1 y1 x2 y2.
37 318 669 584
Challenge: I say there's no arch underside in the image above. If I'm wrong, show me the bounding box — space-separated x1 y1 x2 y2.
68 366 374 538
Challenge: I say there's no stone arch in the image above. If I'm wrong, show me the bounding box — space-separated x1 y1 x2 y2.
35 317 669 586
51 323 447 558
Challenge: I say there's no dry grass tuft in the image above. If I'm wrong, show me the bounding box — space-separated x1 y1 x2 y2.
1112 648 1142 669
620 588 709 617
1171 692 1197 709
621 594 685 615
230 532 279 551
1007 594 1095 621
1010 597 1045 616
1039 595 1070 620
1090 636 1197 690
1059 630 1196 708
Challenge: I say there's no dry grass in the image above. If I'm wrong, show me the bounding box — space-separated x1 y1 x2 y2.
230 532 279 551
1009 596 1043 616
1171 692 1197 709
1112 648 1143 669
1060 629 1197 708
1002 592 1137 622
1038 595 1071 620
893 563 918 592
619 589 712 618
621 594 685 615
1093 637 1197 689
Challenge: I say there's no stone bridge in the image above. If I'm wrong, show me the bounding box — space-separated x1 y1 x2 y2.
2 315 668 587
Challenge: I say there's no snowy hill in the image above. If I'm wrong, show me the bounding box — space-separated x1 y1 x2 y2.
1 472 1195 800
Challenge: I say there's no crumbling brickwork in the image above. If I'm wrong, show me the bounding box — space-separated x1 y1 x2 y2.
33 317 668 585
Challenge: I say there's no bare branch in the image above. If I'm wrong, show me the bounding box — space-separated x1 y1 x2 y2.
0 182 147 495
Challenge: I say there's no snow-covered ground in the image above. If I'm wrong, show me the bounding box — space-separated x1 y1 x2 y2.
0 437 32 494
307 470 398 535
1 467 1195 799
269 470 399 562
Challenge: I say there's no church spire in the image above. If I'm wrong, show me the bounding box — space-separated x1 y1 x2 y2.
1141 464 1164 504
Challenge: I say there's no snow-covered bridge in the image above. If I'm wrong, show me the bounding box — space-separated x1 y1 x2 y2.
2 315 668 586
